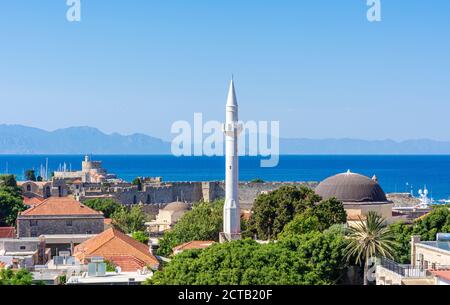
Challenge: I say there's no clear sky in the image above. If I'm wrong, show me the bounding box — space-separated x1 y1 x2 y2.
0 0 449 141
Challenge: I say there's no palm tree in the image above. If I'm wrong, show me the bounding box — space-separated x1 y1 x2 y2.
344 211 398 285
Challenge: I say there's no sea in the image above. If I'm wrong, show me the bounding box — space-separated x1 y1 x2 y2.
1 155 450 201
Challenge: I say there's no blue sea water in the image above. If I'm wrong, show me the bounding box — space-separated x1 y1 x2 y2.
1 155 450 200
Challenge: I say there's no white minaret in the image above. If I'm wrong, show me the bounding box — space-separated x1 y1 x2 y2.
221 78 242 242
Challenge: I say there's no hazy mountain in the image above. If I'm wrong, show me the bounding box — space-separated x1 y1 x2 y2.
0 125 171 154
1 124 450 154
279 138 450 154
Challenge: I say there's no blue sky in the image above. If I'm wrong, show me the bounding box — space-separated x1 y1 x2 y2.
0 0 449 141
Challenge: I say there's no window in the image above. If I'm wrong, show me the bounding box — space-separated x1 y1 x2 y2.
20 246 26 250
26 185 31 192
30 220 38 227
86 230 92 234
66 220 73 227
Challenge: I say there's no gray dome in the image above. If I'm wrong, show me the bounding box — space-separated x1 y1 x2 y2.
315 171 388 203
163 201 190 212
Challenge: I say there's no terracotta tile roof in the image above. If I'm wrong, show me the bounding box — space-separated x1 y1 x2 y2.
20 196 103 216
23 196 44 207
173 240 215 253
74 228 159 271
0 227 15 238
241 210 252 221
106 255 147 272
104 218 112 225
347 215 367 221
431 270 450 281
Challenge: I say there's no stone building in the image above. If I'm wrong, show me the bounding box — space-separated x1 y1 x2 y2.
19 179 69 200
376 234 450 285
146 201 191 233
53 155 118 183
17 196 104 238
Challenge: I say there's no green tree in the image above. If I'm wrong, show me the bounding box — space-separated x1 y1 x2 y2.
0 268 34 285
344 212 398 285
0 175 26 227
24 170 36 182
83 198 124 218
104 260 117 272
156 200 223 257
247 186 346 240
279 212 322 237
389 221 414 263
132 177 143 191
0 175 22 194
112 205 146 234
413 206 450 240
132 231 149 244
278 225 349 284
389 206 450 263
149 227 348 285
312 197 347 230
250 178 265 183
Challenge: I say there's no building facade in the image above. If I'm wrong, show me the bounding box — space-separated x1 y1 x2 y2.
17 197 104 238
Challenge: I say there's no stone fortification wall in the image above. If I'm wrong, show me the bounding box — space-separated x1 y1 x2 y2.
79 181 318 209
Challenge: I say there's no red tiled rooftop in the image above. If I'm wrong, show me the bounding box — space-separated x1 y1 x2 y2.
23 196 44 207
74 228 159 271
431 270 450 282
173 240 215 253
0 227 15 238
20 196 103 216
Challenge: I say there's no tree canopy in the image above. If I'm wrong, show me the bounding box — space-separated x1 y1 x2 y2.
246 186 347 240
390 206 450 263
0 175 26 226
131 177 143 191
0 268 34 285
344 212 397 285
156 200 223 257
24 170 36 182
131 231 149 244
112 205 147 234
149 226 348 285
83 198 124 218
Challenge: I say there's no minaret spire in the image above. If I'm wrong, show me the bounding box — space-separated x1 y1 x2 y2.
220 78 242 242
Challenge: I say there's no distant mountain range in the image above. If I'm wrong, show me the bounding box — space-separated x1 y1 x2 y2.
1 124 450 155
0 125 170 154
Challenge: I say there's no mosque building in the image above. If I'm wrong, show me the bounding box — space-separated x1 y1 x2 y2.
315 170 395 225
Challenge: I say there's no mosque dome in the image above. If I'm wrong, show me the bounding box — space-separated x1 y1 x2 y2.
315 170 388 204
163 201 191 212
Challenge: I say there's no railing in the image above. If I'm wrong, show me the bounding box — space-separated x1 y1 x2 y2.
379 257 450 278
